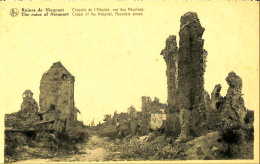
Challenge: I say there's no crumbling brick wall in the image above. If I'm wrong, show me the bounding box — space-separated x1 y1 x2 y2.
39 62 75 129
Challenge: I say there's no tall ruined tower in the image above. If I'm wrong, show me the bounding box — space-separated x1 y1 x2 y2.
178 12 206 110
39 62 75 128
161 35 179 113
161 12 208 141
161 13 207 112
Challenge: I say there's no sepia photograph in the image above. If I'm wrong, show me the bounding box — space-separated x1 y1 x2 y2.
0 0 259 163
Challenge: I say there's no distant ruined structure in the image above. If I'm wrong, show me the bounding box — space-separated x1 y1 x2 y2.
20 90 39 118
39 62 77 129
141 96 167 134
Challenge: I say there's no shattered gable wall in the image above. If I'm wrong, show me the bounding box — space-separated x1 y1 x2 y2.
39 62 75 128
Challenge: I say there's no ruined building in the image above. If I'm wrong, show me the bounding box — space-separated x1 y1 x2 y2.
20 90 39 118
128 106 138 135
141 96 167 134
5 90 40 128
160 12 251 142
39 62 76 129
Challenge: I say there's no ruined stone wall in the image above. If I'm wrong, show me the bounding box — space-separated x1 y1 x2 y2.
20 97 39 117
150 113 167 130
220 72 247 129
141 96 151 134
39 62 75 128
178 12 206 110
161 35 179 113
128 106 137 135
159 12 208 141
211 84 223 111
74 107 78 122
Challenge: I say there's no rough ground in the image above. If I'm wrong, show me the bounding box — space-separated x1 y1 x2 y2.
14 134 116 163
13 129 254 163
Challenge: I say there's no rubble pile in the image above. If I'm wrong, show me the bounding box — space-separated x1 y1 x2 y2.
104 132 186 161
5 128 89 163
98 124 118 140
103 127 253 161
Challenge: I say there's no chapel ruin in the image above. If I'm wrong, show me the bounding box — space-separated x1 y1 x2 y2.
161 12 249 142
39 61 78 130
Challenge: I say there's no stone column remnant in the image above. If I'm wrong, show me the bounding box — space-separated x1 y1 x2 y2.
161 12 208 141
161 35 179 113
178 12 206 110
141 96 152 134
176 12 207 142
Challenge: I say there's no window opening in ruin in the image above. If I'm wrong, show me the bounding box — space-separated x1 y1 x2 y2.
216 92 220 97
62 74 67 80
39 113 43 120
50 104 56 111
216 102 221 110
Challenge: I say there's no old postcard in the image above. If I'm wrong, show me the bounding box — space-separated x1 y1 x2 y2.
0 0 259 163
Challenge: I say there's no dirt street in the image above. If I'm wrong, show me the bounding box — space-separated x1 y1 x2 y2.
15 134 116 163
